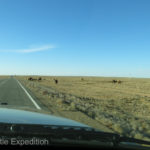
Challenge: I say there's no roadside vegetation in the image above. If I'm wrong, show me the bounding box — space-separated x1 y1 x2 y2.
16 76 150 142
0 76 10 79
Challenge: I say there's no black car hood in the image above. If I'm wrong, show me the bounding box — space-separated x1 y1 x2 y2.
0 108 89 127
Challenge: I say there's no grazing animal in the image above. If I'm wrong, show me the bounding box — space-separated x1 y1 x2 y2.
28 77 33 81
28 77 38 81
112 80 117 83
118 80 122 84
54 79 58 84
38 77 42 81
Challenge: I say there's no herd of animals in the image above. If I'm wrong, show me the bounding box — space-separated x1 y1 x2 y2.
28 77 58 84
27 77 122 84
112 80 122 84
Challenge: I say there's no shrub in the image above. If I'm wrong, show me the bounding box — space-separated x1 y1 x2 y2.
56 99 65 105
43 90 49 95
113 124 124 134
70 102 76 111
134 133 143 140
87 111 95 119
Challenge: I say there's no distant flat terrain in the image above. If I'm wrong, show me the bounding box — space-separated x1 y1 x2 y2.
18 76 150 99
16 76 150 141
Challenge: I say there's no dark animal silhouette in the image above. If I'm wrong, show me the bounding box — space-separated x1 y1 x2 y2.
28 77 38 81
112 80 117 83
38 77 42 81
28 77 33 81
112 80 122 84
54 79 58 84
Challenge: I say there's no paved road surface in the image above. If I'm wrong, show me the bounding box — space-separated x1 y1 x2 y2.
0 77 42 110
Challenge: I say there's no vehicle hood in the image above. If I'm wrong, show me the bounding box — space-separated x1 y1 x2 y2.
0 108 89 128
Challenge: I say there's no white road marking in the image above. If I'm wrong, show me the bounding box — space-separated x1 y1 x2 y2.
16 79 41 110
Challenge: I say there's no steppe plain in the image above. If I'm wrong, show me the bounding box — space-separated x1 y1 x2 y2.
16 76 150 141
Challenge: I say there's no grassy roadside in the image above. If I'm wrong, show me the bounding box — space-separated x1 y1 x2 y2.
16 76 150 141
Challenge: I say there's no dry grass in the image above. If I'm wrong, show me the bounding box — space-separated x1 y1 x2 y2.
18 76 150 99
0 76 10 79
16 76 150 141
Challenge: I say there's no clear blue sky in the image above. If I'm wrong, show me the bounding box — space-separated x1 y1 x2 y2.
0 0 150 77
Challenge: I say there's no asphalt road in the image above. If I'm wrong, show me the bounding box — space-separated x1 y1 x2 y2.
0 77 42 110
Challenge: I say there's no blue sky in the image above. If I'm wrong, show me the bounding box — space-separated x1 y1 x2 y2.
0 0 150 77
